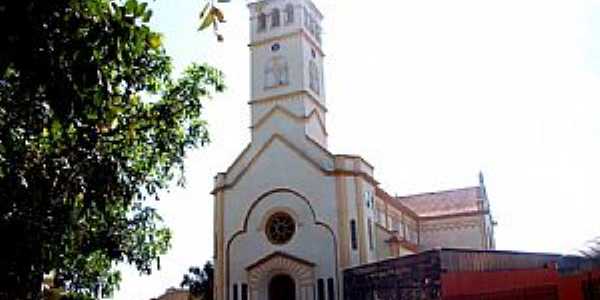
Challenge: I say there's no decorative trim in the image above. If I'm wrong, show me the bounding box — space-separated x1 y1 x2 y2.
215 190 225 300
335 175 350 268
420 220 482 232
250 105 328 137
246 251 315 271
353 160 368 264
249 90 328 113
246 252 315 300
248 29 325 57
419 210 488 221
335 155 374 171
225 143 252 175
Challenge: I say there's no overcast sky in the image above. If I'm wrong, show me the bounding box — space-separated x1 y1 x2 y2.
112 0 600 299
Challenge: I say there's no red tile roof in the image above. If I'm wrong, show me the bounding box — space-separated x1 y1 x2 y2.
396 187 485 218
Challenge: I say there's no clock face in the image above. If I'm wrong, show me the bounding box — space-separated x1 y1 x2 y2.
271 43 281 52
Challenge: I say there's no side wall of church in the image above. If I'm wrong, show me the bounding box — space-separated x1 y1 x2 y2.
418 215 487 250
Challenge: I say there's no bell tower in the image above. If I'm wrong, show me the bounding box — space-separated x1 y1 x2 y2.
248 0 327 148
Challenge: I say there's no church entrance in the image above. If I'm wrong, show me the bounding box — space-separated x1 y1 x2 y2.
268 274 295 300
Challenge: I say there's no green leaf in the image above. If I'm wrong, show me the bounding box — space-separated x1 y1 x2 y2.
142 9 153 22
51 120 62 139
198 2 210 19
198 8 215 31
148 33 162 49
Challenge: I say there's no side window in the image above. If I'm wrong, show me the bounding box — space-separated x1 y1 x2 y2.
271 8 281 28
350 220 358 250
364 191 373 209
368 218 374 250
285 4 294 24
257 13 267 32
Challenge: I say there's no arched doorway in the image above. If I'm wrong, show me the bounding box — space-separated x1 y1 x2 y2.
269 274 295 300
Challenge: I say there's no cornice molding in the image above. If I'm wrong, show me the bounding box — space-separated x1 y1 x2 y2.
249 90 328 113
250 105 328 137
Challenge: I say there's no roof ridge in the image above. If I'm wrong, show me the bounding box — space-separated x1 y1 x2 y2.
396 185 481 200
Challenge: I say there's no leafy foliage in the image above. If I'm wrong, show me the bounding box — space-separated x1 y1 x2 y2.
181 262 214 300
0 0 224 298
197 0 233 42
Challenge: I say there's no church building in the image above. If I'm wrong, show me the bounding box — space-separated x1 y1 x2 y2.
211 1 496 299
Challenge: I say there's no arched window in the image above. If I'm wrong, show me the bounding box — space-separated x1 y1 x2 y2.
309 60 320 95
285 4 294 24
257 12 267 32
265 56 289 89
271 8 281 28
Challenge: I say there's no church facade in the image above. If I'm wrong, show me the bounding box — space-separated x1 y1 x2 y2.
211 1 495 300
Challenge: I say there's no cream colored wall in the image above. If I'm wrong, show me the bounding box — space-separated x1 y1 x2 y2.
418 215 486 250
343 176 360 267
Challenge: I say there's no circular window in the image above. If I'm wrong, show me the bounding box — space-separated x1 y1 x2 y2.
266 212 296 245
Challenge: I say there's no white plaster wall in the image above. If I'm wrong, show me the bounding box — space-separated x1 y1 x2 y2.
226 127 333 189
251 95 307 126
251 35 305 101
304 113 326 147
223 139 336 241
228 190 336 289
252 110 307 146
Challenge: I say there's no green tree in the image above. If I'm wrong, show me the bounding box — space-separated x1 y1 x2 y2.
181 261 214 300
0 0 224 299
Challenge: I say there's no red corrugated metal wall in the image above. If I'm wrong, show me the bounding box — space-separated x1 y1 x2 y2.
442 268 560 297
442 268 600 300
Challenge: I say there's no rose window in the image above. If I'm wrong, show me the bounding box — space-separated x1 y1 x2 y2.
266 212 296 245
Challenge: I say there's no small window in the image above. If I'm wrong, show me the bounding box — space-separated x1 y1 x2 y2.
233 284 238 300
271 8 281 28
327 278 335 300
285 4 294 24
258 13 267 32
241 284 248 300
317 279 325 300
368 218 374 250
350 220 357 250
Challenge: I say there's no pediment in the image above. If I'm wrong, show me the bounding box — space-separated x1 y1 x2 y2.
246 251 316 287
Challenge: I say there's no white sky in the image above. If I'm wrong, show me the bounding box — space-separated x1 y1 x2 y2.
112 0 600 299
